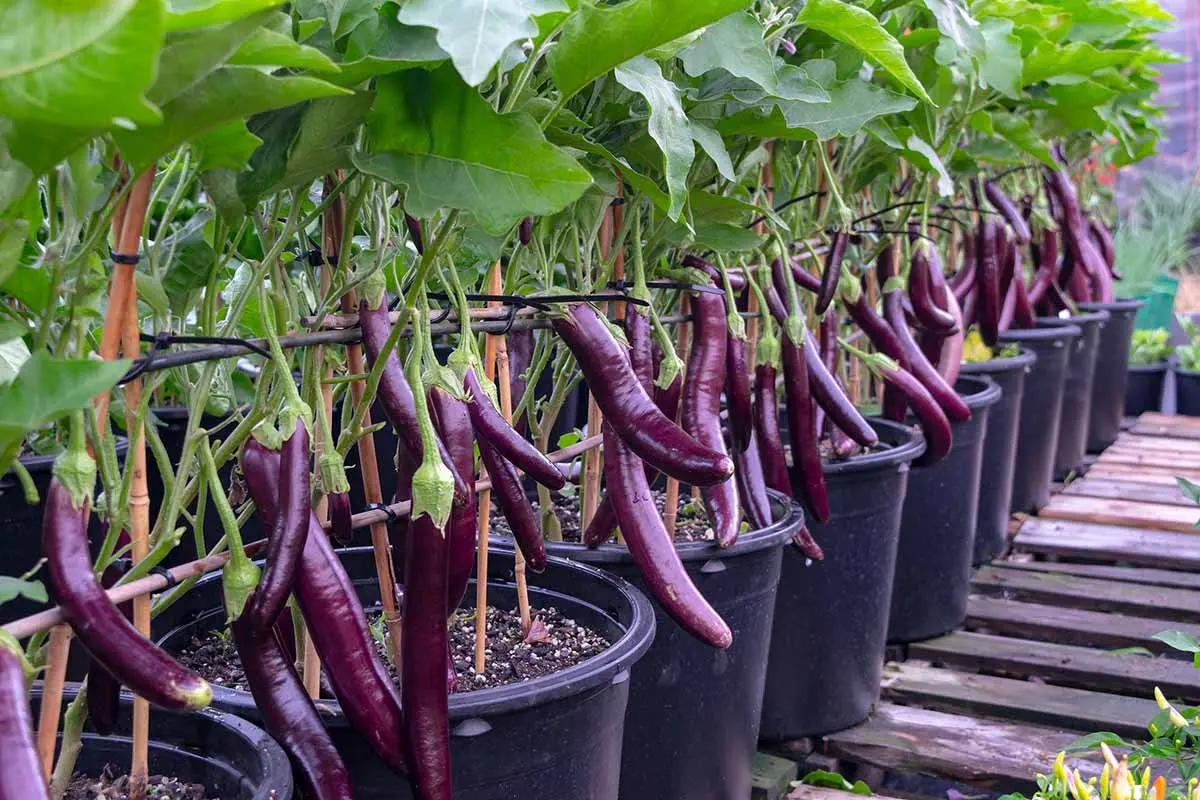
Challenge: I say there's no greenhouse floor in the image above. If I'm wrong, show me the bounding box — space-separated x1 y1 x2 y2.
770 411 1200 800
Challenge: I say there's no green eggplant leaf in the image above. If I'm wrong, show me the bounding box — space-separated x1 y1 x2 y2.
398 0 567 87
547 0 753 98
356 65 592 234
0 0 165 128
797 0 933 104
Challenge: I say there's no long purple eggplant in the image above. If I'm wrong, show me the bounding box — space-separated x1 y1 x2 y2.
402 499 453 799
359 292 468 502
44 476 211 711
508 329 534 435
754 363 792 497
241 440 409 776
1044 155 1113 302
86 526 132 737
976 219 1002 345
250 422 311 629
0 632 46 800
814 231 848 314
804 331 878 446
553 302 733 486
985 181 1032 244
781 328 830 523
478 438 547 571
602 424 732 648
463 367 564 491
429 386 477 610
725 327 754 454
1027 228 1059 306
626 303 654 393
681 289 741 547
733 428 773 530
882 288 971 423
878 360 952 467
908 240 957 333
232 600 353 799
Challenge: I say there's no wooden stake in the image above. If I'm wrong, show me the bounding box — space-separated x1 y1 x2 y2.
121 246 151 800
473 260 505 673
494 331 531 631
35 625 70 779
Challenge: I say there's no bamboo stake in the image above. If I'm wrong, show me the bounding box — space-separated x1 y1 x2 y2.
473 260 503 674
121 284 151 800
35 626 70 779
494 330 531 631
580 205 614 531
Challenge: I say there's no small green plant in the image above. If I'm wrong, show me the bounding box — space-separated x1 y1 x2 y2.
795 769 873 796
1175 317 1200 372
1130 330 1173 366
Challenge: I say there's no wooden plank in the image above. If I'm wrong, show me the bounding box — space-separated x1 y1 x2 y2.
1038 494 1200 534
910 631 1200 703
1014 518 1200 570
1141 412 1200 429
998 559 1200 590
1084 467 1193 487
1112 434 1200 455
883 662 1157 738
1061 479 1192 508
973 565 1200 621
821 703 1101 794
1098 450 1200 474
1132 413 1200 440
966 595 1200 654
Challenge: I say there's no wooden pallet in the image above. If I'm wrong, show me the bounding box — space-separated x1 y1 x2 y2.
780 415 1200 799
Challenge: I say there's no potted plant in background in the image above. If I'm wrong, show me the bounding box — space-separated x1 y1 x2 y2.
1174 318 1200 416
1126 329 1173 416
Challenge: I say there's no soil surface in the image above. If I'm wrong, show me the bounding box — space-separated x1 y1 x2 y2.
66 767 210 799
488 488 714 544
176 605 609 696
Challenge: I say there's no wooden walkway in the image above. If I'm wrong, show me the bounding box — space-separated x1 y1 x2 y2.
775 412 1200 800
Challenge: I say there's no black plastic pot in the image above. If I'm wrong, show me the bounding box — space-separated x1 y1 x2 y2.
1126 362 1168 416
31 684 291 798
1080 299 1144 452
541 493 800 800
0 440 128 628
887 375 1002 645
1037 310 1108 479
155 546 654 799
1176 367 1200 416
999 324 1080 513
760 420 923 740
961 349 1037 566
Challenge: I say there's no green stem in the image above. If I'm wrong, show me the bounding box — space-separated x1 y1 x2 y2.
9 459 38 504
48 679 87 800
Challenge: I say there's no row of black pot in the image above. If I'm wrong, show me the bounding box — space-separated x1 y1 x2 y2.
1127 360 1200 418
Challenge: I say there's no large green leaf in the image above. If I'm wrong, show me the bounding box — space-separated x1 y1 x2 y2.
229 27 340 72
332 14 447 86
150 11 272 106
677 11 822 102
398 0 567 87
689 121 734 181
797 0 933 104
773 59 917 141
546 0 753 98
356 65 592 234
614 57 695 221
0 353 131 474
0 0 165 127
1022 41 1137 85
991 111 1054 164
113 67 350 171
191 120 263 171
277 93 373 189
166 0 281 32
159 210 216 310
978 18 1023 98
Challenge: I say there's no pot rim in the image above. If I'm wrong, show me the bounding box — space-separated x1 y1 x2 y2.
955 374 1003 411
821 416 926 476
1035 309 1110 327
960 347 1037 375
6 436 130 476
158 544 657 721
544 488 803 564
1127 360 1169 373
1079 298 1146 313
999 324 1082 344
31 683 293 800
